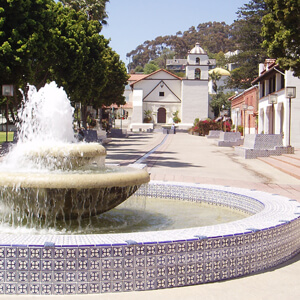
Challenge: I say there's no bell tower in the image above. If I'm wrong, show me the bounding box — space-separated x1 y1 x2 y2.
181 43 209 124
185 43 209 80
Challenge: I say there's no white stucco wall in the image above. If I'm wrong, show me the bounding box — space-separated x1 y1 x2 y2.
187 54 209 65
258 70 300 147
186 67 209 81
285 72 300 147
181 80 208 124
131 89 143 124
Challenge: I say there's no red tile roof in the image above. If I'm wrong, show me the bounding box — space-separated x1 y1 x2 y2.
130 69 182 87
128 74 148 82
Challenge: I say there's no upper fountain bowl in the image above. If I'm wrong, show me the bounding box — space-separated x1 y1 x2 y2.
0 82 150 225
22 142 107 170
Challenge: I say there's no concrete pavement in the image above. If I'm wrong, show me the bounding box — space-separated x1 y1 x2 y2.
106 131 300 300
106 132 300 201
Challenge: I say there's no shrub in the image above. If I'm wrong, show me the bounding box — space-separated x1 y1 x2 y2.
190 119 222 136
172 110 181 123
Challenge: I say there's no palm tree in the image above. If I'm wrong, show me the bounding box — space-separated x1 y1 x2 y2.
209 71 222 93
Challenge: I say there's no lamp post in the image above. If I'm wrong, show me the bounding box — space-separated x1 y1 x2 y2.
2 84 14 142
235 107 240 132
268 94 278 134
120 105 123 130
286 86 296 146
242 103 248 136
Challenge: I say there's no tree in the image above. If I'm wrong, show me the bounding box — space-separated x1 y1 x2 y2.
210 92 232 118
126 21 234 71
144 61 160 74
0 0 56 90
0 0 58 122
50 3 106 103
134 65 144 73
213 51 227 68
227 0 269 89
0 0 127 129
262 0 300 76
60 0 109 24
51 4 127 127
209 71 222 93
96 48 129 106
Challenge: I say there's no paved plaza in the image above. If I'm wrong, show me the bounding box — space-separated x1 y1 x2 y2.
4 131 300 299
106 132 300 300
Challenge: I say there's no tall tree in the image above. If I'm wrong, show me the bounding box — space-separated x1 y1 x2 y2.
96 48 129 106
210 92 232 118
126 21 233 71
60 0 109 24
0 0 57 120
262 0 300 77
0 0 127 128
0 0 56 90
226 0 269 89
209 71 222 93
51 4 107 104
51 3 127 126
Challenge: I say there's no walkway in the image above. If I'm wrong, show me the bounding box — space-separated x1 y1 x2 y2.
106 132 300 300
106 132 300 202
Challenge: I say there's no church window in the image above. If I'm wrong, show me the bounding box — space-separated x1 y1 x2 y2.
196 57 200 64
195 68 201 80
159 92 164 97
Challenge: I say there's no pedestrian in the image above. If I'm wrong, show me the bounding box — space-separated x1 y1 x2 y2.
171 123 176 134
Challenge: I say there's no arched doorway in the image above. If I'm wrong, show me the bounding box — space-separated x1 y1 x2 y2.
157 107 166 123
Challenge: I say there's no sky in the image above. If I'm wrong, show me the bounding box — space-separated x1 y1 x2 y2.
101 0 248 66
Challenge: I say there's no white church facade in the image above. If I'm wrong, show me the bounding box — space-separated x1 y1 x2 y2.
124 43 214 131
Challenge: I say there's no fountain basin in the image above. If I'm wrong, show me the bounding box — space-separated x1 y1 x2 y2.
0 181 299 295
0 167 150 220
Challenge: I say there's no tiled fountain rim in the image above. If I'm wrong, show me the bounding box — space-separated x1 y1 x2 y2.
0 181 299 295
0 181 299 247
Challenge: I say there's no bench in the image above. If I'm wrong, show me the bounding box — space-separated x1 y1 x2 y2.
109 129 128 138
216 132 243 147
206 130 222 139
235 134 294 159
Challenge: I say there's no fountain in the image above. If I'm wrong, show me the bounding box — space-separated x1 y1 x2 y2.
0 83 299 295
0 82 149 226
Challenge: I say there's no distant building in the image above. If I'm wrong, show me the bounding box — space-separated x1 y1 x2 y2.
124 43 211 130
225 50 241 71
165 58 188 73
230 85 259 135
166 57 216 74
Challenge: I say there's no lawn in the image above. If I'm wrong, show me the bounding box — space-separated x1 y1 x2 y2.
0 131 14 143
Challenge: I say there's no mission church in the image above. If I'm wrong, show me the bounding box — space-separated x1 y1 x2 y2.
121 43 230 131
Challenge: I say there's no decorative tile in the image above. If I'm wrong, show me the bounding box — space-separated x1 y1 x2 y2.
29 283 40 295
135 280 145 291
89 283 100 294
0 249 5 259
101 247 112 258
65 283 76 294
17 283 28 294
77 283 88 294
6 248 16 258
90 248 101 258
41 284 52 295
53 283 64 295
0 182 299 295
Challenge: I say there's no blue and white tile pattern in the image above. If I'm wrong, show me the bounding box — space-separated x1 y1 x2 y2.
0 181 299 295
